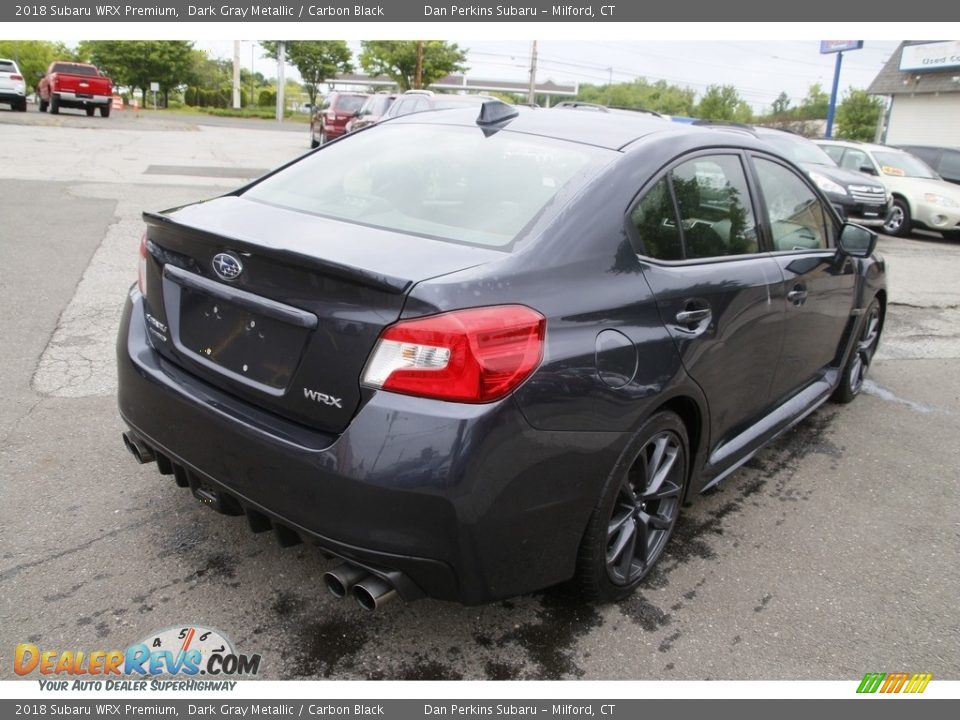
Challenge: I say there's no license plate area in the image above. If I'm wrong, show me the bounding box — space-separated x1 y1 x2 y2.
162 264 317 395
178 286 307 389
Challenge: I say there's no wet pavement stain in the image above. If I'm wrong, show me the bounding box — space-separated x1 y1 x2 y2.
658 631 681 653
753 593 773 613
618 593 672 631
485 659 523 680
271 590 304 618
290 618 369 678
156 522 208 559
394 656 464 680
499 589 602 679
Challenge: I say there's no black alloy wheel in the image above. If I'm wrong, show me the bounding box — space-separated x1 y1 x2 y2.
833 298 883 403
578 411 688 601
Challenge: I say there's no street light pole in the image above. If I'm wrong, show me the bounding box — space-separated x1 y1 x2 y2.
276 41 285 123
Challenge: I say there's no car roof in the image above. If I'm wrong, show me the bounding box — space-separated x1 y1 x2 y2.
815 139 901 153
388 105 726 151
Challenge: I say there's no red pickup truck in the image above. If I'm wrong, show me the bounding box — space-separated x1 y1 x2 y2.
38 61 113 117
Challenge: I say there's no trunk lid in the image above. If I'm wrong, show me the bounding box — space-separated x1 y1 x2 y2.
141 196 504 433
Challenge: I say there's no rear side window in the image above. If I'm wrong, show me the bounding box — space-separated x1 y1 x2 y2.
670 155 759 259
753 158 830 252
630 178 682 261
244 124 614 249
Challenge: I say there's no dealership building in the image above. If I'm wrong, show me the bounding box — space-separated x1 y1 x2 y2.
869 40 960 145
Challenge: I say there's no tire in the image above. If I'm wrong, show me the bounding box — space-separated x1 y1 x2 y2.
100 104 110 118
85 106 95 117
882 198 911 237
832 298 883 404
17 99 27 112
577 411 689 602
49 94 60 115
39 98 48 112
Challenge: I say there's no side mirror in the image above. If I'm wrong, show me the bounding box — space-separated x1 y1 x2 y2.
838 223 877 258
859 164 877 176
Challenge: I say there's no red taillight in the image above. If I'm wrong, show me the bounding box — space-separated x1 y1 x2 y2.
362 306 546 403
137 234 148 295
11 74 23 81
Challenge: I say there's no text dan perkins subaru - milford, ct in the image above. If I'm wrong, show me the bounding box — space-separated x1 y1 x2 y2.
117 102 885 609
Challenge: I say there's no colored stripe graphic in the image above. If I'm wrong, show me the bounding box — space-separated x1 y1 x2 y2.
857 672 932 694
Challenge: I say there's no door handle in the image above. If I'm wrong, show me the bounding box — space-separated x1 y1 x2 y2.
787 287 808 305
675 308 712 324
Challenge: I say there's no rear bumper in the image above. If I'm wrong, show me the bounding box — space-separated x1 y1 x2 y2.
117 290 624 604
0 90 25 101
55 91 111 105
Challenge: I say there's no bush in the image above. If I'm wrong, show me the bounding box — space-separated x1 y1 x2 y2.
258 90 276 108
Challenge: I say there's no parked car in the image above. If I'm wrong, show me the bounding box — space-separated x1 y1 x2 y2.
896 145 960 186
0 58 27 112
38 61 113 117
816 139 960 239
118 103 885 609
753 128 891 227
310 92 368 147
381 90 500 120
345 93 396 134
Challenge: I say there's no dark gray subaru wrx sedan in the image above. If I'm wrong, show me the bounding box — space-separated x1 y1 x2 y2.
117 102 886 609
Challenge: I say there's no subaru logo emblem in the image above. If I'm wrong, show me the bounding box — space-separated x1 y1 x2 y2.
212 253 243 281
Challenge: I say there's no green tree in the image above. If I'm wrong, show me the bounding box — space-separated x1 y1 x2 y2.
771 91 791 116
835 88 884 142
0 40 76 93
797 82 829 120
77 40 194 107
576 78 695 116
695 84 752 122
260 41 352 109
359 41 467 91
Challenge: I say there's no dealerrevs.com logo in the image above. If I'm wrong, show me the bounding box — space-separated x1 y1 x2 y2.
15 626 261 691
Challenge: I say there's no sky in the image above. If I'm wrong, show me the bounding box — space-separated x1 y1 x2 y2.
201 39 900 114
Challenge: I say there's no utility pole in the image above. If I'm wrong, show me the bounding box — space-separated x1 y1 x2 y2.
276 41 285 123
232 40 241 110
527 40 538 105
414 41 424 90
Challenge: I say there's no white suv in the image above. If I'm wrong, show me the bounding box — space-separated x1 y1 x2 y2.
0 58 27 112
816 140 960 240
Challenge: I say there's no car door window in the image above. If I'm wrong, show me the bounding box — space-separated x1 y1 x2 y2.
630 178 683 261
754 158 831 252
839 148 871 174
670 155 759 259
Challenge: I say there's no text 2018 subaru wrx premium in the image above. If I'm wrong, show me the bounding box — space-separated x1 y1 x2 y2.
117 104 885 608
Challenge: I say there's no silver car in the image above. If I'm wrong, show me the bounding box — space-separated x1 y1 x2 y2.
816 140 960 240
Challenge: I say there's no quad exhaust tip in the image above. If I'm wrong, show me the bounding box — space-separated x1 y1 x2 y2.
353 575 398 611
122 431 155 464
323 563 370 599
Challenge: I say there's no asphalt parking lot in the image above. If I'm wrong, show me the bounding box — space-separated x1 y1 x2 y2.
0 106 958 681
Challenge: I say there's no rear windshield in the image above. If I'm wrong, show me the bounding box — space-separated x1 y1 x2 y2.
244 124 613 249
335 95 366 113
872 151 939 179
0 61 17 74
52 63 100 76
